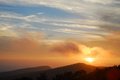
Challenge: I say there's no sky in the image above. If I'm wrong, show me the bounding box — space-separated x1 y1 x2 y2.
0 0 120 72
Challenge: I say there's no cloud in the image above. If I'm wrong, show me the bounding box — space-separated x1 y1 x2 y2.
1 0 120 17
0 32 120 67
1 0 120 40
0 11 110 41
0 33 115 57
0 0 115 5
0 0 120 70
0 37 41 54
51 41 81 55
85 32 120 57
0 0 119 56
0 25 18 37
83 0 114 4
0 34 103 56
0 12 45 23
0 35 81 56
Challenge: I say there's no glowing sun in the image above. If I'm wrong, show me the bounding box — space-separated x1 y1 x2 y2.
85 57 94 63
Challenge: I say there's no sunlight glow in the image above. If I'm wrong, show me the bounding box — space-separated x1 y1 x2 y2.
85 57 94 63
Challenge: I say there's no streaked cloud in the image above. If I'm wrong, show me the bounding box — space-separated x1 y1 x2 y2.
0 0 120 40
51 41 80 55
85 32 120 57
0 25 18 37
0 11 111 41
83 0 114 4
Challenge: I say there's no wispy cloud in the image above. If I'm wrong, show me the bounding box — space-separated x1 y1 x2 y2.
0 0 120 36
0 11 112 41
0 0 119 57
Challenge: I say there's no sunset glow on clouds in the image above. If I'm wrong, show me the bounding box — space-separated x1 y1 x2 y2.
0 0 120 72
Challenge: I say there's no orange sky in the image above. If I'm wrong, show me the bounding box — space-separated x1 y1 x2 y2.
0 32 120 72
0 0 120 72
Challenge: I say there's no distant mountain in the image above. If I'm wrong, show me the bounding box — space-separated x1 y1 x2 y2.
49 63 96 73
0 66 51 80
44 63 97 80
0 63 97 80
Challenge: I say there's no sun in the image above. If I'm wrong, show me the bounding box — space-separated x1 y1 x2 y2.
85 57 94 63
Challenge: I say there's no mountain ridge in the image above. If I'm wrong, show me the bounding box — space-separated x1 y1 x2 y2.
0 63 97 80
